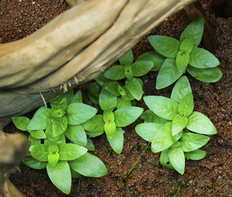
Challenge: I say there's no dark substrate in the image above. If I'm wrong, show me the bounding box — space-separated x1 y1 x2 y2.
1 0 232 196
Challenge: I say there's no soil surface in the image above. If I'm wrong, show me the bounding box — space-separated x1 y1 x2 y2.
1 0 232 196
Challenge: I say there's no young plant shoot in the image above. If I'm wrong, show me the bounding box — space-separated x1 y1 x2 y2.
147 17 222 89
135 76 217 174
12 90 107 195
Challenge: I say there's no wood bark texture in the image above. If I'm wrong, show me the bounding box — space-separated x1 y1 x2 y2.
0 0 197 127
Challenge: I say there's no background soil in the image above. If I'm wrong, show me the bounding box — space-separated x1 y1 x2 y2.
1 0 232 196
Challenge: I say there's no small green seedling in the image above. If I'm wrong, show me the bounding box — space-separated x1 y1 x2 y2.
135 76 217 174
12 90 107 195
147 17 222 89
83 85 143 154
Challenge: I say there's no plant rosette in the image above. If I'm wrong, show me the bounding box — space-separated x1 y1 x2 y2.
135 76 217 174
147 17 222 89
82 84 143 154
12 90 107 194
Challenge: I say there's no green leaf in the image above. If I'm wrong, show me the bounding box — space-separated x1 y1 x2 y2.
27 108 51 130
156 58 183 89
114 106 143 127
70 168 81 179
187 66 222 83
103 109 115 122
99 85 117 111
144 96 178 120
107 128 124 154
148 36 180 58
122 86 135 101
23 156 47 170
104 121 116 139
135 123 163 142
66 103 97 125
119 49 134 65
136 51 165 71
180 132 210 152
180 17 204 47
12 116 30 131
28 135 41 145
48 152 59 167
140 110 169 124
189 47 220 68
95 74 112 86
105 81 121 96
59 143 87 161
71 90 83 104
45 124 66 145
82 115 104 134
172 114 188 136
185 149 206 160
169 147 185 174
50 94 67 111
52 116 68 137
176 51 190 72
30 144 49 161
48 144 59 153
69 152 108 177
180 38 194 53
29 130 46 139
64 89 74 104
160 149 174 169
187 111 217 135
124 64 133 80
132 61 154 77
84 138 95 151
104 66 125 80
65 125 87 146
125 78 144 100
178 92 194 117
151 122 175 153
87 82 101 105
171 76 192 103
47 161 71 195
50 109 65 118
116 97 132 109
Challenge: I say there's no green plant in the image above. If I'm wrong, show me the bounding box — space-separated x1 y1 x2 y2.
135 76 217 174
147 17 222 89
12 90 107 194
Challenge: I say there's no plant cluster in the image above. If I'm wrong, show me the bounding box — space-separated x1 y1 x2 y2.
12 17 222 194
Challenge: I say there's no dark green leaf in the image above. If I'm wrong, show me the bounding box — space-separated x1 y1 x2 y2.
160 149 174 169
107 128 124 154
185 149 206 160
59 143 87 161
116 97 132 109
132 61 154 77
69 152 107 177
64 89 74 104
12 116 30 131
187 111 217 135
176 51 190 72
172 114 188 136
119 49 134 65
144 96 178 120
82 115 104 134
114 106 143 127
45 124 66 145
47 161 71 195
180 17 204 47
23 156 47 169
140 110 169 124
66 103 97 125
52 116 68 137
65 125 87 146
95 74 112 86
104 66 125 80
87 82 101 105
30 144 49 161
171 76 192 103
99 85 117 111
71 90 83 104
135 123 163 142
136 51 165 71
50 94 67 111
27 108 51 130
148 36 180 58
105 81 121 96
187 66 222 83
84 138 95 151
156 58 183 89
169 147 185 174
124 64 133 80
180 132 210 152
178 92 194 116
125 78 144 100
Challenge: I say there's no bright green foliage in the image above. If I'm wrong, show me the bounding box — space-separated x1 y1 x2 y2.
148 17 222 89
12 89 107 195
135 76 217 174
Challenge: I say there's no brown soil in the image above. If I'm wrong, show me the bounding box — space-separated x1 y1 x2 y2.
1 0 232 196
